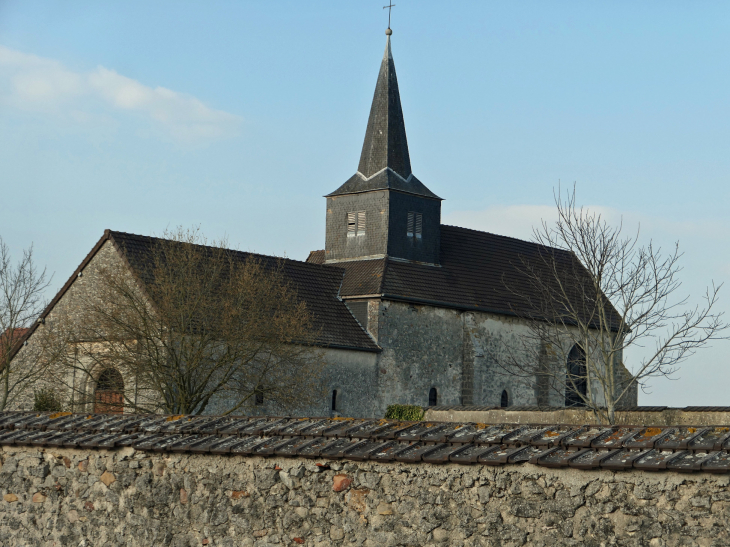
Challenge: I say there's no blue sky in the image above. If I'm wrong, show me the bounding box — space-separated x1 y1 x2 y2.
2 1 729 406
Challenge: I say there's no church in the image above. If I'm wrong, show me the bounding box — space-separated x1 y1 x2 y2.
10 32 637 418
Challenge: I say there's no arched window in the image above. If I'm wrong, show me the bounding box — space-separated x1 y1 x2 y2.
428 387 438 407
94 368 124 414
565 344 587 407
255 385 264 406
331 390 338 411
500 390 509 408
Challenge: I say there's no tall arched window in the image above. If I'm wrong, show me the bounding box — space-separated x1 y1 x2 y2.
94 368 124 414
331 389 338 411
565 344 587 407
428 387 438 407
500 390 509 408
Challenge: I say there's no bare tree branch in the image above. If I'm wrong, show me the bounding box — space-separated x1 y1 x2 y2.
56 227 326 415
0 236 61 410
496 185 729 424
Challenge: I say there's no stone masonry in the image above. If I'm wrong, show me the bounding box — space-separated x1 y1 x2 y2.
1 444 730 546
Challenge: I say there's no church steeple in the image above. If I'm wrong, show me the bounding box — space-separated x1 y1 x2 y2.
327 34 439 200
357 35 411 180
324 31 442 266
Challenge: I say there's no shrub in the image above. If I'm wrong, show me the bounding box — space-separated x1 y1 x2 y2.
384 404 424 421
33 387 63 412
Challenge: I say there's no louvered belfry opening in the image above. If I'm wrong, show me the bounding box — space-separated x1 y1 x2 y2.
407 212 422 239
94 368 124 414
347 211 366 237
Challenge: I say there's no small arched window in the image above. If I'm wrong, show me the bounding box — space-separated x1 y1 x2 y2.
94 368 124 414
428 387 438 407
565 344 587 407
500 390 509 408
331 389 338 411
255 385 264 406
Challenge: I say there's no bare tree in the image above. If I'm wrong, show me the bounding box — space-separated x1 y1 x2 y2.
498 187 728 424
61 228 325 415
0 236 62 410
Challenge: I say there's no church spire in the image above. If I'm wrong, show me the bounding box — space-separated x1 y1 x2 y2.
357 34 412 179
324 29 442 266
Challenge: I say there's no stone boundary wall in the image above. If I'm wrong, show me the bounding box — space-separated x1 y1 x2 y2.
1 445 729 546
424 407 730 427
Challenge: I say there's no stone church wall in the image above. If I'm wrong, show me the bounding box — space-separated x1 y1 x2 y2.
8 240 132 413
366 301 637 419
1 444 728 546
370 301 558 417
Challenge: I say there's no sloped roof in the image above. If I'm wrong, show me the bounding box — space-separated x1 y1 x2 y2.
3 411 729 473
110 232 379 352
327 36 440 201
13 231 379 357
309 225 621 328
327 170 440 200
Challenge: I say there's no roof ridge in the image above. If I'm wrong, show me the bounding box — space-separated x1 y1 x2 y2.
108 230 345 273
440 224 572 254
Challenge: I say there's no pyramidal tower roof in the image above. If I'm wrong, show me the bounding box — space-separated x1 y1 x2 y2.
358 35 410 179
327 33 440 200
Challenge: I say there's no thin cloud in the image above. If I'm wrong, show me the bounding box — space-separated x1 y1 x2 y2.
444 204 622 243
443 203 726 245
0 45 241 143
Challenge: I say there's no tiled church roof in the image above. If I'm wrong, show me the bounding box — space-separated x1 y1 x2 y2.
310 225 622 328
2 411 729 473
110 231 379 352
12 231 379 358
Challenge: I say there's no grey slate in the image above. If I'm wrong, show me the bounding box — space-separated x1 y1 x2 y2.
310 225 623 329
327 36 440 200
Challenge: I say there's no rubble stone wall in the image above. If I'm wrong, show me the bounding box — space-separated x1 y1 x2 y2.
1 444 729 546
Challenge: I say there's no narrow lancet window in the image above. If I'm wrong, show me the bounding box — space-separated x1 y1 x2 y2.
500 390 509 408
428 387 438 406
565 345 587 407
332 390 338 411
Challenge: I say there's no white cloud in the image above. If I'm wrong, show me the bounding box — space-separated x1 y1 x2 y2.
443 203 727 246
0 45 240 143
444 204 622 243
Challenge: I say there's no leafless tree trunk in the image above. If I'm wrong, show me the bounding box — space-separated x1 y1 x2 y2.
498 187 728 424
0 236 61 410
60 228 325 415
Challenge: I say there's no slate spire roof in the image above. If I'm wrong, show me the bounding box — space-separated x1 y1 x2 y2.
327 35 440 200
358 35 411 180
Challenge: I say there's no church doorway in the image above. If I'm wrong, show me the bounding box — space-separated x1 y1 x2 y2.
94 368 124 414
565 345 587 407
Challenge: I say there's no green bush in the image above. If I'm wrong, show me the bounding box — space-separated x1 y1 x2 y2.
384 404 424 421
33 387 63 412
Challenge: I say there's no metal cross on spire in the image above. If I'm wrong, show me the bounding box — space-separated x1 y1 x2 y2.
383 2 395 30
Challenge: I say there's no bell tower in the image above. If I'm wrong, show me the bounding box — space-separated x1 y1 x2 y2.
324 31 442 265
